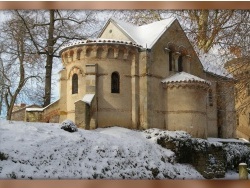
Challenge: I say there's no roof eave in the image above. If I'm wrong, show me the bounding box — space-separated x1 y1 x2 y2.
204 70 235 81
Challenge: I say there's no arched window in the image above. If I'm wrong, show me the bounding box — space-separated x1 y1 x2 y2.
178 55 183 72
169 51 173 71
111 72 120 93
77 49 82 60
72 74 78 94
107 48 114 58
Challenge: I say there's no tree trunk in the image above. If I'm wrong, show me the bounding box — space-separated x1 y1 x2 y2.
43 10 55 107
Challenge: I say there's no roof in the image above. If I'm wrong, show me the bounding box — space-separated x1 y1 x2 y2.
202 62 233 79
59 39 141 54
82 94 95 105
12 104 41 113
103 17 176 49
26 108 44 112
161 72 211 85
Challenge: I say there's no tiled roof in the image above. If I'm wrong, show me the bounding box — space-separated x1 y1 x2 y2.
60 39 142 52
161 72 211 85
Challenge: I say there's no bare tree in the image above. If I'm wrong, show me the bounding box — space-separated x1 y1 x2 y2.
0 14 42 120
0 49 5 116
14 10 99 107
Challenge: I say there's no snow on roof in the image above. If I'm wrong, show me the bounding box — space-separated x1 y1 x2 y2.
110 17 176 49
60 38 141 53
82 94 95 105
26 108 44 112
199 52 233 79
43 99 59 110
161 72 211 85
203 62 233 78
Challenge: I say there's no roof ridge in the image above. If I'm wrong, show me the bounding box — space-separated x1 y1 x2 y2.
108 17 176 49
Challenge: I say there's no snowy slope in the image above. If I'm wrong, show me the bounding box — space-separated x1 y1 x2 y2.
0 120 246 180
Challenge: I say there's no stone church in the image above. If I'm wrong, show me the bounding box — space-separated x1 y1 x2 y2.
11 17 236 139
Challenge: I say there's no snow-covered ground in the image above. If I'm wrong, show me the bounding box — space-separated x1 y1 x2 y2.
0 120 247 180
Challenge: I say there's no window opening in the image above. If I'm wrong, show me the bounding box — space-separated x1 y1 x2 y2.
72 74 78 94
111 72 120 93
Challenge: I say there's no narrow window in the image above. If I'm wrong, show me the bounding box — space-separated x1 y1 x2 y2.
178 55 183 72
107 48 114 58
72 74 78 94
236 114 239 126
77 49 82 60
249 113 250 126
111 72 120 93
70 51 74 61
208 89 213 106
169 51 172 71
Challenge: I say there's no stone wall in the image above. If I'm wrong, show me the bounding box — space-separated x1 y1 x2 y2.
43 100 60 123
26 111 43 122
60 41 140 129
11 108 26 121
162 84 209 138
224 58 248 140
146 129 226 179
11 104 41 121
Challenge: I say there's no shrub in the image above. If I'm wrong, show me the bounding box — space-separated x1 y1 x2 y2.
7 172 17 179
0 152 8 161
223 143 250 170
61 120 78 132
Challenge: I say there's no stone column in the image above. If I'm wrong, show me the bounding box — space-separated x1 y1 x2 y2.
164 48 171 73
131 53 139 129
239 163 248 179
85 64 97 94
185 55 191 73
174 52 181 72
59 68 67 122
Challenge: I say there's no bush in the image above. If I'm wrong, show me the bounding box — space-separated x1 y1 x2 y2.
0 152 8 161
61 120 78 132
223 143 250 170
7 172 17 179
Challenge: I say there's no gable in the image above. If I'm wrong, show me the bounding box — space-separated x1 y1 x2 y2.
99 20 133 42
99 17 176 49
153 20 204 75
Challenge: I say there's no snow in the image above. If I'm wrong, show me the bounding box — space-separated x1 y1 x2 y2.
239 163 247 165
199 52 233 79
208 137 249 144
203 62 233 78
111 17 176 49
1 120 248 180
0 120 204 179
82 94 95 105
26 108 44 112
161 71 211 85
60 39 141 52
25 100 59 112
